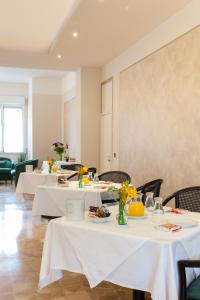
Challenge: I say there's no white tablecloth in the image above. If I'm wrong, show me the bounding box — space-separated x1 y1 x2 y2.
16 171 75 195
39 207 200 300
32 182 108 216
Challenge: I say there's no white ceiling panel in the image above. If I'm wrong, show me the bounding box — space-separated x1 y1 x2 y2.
0 0 79 52
0 0 194 70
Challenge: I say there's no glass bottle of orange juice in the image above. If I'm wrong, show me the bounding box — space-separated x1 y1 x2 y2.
128 194 144 217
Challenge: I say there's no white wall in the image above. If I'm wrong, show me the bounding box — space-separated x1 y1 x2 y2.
101 0 200 170
27 80 33 160
0 82 28 96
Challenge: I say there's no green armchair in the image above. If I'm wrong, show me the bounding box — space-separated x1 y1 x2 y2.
0 157 15 183
11 159 38 186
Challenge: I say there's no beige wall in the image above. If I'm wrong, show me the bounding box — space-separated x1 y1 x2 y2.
80 68 101 170
62 72 81 162
62 69 101 169
32 93 62 162
64 98 80 160
119 26 200 197
101 0 200 171
31 77 62 162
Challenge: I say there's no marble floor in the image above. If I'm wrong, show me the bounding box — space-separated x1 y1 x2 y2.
0 184 151 300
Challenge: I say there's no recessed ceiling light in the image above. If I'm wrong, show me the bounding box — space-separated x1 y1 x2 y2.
73 32 78 38
57 54 62 59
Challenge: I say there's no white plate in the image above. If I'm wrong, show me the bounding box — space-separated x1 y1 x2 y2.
89 217 110 223
163 207 188 214
166 217 198 228
128 215 147 220
93 185 108 189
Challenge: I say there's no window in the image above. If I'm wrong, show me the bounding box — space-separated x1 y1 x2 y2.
0 106 24 153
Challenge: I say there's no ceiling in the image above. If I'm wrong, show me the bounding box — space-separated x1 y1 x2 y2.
0 0 192 70
0 0 79 53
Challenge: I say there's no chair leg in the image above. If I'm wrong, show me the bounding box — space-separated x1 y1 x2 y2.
132 289 145 300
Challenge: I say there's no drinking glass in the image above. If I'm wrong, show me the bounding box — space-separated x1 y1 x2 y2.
88 172 94 181
145 192 155 212
151 197 165 224
93 173 99 183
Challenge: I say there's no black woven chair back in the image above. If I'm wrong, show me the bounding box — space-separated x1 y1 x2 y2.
98 171 131 183
163 186 200 212
67 172 78 181
60 164 83 171
137 179 163 203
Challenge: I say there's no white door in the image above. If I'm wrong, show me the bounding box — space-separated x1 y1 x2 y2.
100 79 113 173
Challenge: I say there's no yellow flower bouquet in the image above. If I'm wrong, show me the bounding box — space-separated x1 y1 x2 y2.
47 159 54 174
107 181 137 225
77 166 88 188
77 166 88 176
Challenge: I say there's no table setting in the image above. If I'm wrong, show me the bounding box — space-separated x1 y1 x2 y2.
38 181 200 300
16 169 76 195
32 179 118 218
38 201 200 300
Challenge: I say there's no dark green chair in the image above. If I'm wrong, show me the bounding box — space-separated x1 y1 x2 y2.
0 157 15 183
12 159 38 186
178 260 200 300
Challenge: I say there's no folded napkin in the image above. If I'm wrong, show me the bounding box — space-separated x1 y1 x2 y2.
170 208 185 214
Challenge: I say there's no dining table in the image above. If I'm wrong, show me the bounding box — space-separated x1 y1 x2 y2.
32 181 116 217
16 170 76 195
39 206 200 300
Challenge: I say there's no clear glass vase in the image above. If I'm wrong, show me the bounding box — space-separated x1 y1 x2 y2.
78 175 83 188
58 153 63 161
48 165 52 174
118 201 128 225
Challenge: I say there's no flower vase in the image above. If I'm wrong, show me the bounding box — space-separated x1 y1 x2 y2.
78 175 83 188
49 166 52 174
118 202 128 225
58 153 63 161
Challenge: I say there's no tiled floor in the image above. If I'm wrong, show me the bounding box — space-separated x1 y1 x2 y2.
0 184 151 300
